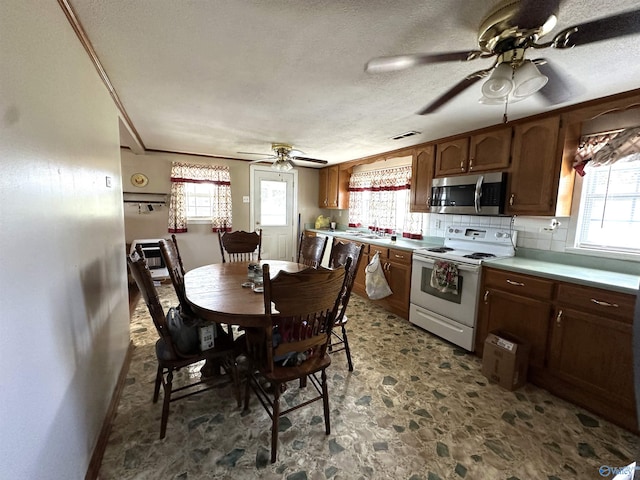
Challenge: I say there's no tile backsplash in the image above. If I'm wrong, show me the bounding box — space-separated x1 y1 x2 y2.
425 214 570 252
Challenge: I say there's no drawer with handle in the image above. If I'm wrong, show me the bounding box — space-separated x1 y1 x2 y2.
483 267 554 300
387 248 411 265
556 282 635 321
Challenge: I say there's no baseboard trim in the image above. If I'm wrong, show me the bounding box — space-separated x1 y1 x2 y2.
85 340 134 480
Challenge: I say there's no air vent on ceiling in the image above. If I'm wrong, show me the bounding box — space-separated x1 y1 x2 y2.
391 130 421 140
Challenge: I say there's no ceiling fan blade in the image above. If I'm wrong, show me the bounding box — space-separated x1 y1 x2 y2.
554 8 640 47
291 156 329 165
417 71 489 115
511 0 559 30
237 151 276 158
534 59 580 105
365 51 484 73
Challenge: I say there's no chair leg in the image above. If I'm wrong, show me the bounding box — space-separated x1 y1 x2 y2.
160 369 173 439
271 383 281 463
153 364 163 403
230 361 241 407
342 324 354 372
321 369 330 435
243 372 252 412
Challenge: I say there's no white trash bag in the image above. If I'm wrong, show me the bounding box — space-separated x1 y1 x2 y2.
365 252 393 300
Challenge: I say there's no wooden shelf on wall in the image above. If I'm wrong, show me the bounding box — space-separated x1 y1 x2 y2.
122 192 167 205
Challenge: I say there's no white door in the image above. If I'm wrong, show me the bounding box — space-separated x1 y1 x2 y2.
250 166 298 261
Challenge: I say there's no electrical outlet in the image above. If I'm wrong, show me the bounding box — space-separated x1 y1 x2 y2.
242 196 250 203
435 219 442 229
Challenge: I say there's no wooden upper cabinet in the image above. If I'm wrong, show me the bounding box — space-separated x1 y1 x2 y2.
318 165 348 209
506 116 561 216
435 137 469 176
469 127 512 172
410 146 435 213
435 126 512 177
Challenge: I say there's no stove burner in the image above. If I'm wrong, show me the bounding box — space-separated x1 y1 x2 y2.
463 252 496 260
427 247 454 253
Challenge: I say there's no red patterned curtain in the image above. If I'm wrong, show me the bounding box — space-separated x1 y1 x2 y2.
348 165 423 237
573 127 640 176
168 162 232 233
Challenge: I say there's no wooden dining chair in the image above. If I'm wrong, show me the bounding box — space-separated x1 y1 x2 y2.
218 229 262 263
297 233 328 268
328 239 366 371
127 246 241 439
242 259 350 463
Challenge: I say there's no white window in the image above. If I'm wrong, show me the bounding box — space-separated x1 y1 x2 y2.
185 182 217 220
574 156 640 255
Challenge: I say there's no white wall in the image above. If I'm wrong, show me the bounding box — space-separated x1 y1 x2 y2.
121 149 321 270
0 3 129 479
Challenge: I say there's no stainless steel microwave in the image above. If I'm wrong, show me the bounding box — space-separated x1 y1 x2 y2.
430 172 507 215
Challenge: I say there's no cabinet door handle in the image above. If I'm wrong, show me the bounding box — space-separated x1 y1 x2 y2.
509 193 515 206
483 290 489 303
556 309 563 326
460 161 465 171
469 158 474 170
590 298 619 308
506 279 525 287
394 254 404 259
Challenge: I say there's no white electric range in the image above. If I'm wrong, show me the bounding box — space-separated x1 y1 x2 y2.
410 225 517 351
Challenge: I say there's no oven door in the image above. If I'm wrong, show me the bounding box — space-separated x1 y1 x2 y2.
410 255 480 327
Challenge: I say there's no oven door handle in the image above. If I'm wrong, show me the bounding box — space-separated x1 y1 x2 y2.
413 256 480 273
474 175 483 214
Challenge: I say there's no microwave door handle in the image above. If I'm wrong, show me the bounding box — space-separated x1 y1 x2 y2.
474 175 484 213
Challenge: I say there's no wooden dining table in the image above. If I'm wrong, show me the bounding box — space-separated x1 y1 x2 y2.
184 260 307 327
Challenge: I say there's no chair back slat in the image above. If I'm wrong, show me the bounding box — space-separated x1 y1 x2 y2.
218 229 262 263
159 239 189 310
297 234 328 268
170 234 186 276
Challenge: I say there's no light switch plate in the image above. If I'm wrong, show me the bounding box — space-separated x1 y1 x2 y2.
105 176 112 188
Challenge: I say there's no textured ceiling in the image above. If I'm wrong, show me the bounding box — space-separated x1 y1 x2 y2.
68 0 640 166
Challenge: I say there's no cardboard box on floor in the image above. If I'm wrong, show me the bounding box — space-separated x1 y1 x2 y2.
481 331 530 391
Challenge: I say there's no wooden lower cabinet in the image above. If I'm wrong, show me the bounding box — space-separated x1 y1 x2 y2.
380 248 412 319
476 267 638 432
476 288 552 369
344 239 412 319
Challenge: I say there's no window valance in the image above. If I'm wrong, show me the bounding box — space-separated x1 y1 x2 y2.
170 162 231 185
348 165 412 192
573 127 640 176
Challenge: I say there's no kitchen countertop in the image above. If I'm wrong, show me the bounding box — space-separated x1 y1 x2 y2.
484 256 640 295
306 228 443 252
306 228 640 295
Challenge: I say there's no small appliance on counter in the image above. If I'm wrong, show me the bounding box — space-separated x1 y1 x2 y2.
314 215 331 229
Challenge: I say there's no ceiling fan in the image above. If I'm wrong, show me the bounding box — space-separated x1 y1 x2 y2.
238 143 328 170
365 0 640 115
